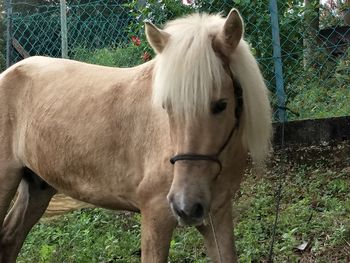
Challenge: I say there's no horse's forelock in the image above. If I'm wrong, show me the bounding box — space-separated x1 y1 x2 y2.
152 13 226 119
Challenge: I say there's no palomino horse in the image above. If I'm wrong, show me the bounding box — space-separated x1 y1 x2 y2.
0 9 271 262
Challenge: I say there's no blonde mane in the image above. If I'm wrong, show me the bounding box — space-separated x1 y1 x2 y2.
152 13 225 117
152 12 272 162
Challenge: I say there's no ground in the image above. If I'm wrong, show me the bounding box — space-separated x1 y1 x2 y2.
16 141 350 263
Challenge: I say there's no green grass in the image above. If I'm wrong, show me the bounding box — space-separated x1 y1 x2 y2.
17 144 350 262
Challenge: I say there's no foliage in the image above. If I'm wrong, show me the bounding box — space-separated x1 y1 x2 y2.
9 1 135 63
0 55 5 72
0 38 5 72
72 28 154 67
123 0 195 37
320 0 350 25
72 40 153 68
287 48 350 120
0 2 5 72
288 81 349 120
17 145 350 262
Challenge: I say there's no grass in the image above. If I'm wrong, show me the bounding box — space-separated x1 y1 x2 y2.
17 143 350 262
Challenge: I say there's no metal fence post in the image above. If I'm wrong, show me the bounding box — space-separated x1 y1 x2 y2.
5 0 13 68
269 0 287 122
60 0 68 58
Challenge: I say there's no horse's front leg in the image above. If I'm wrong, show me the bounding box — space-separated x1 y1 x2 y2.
197 199 238 263
140 197 177 263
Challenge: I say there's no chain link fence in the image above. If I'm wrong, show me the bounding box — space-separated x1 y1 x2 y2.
3 0 350 121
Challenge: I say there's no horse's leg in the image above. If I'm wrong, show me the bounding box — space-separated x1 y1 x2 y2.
197 199 238 263
0 168 56 263
140 199 177 263
0 164 22 229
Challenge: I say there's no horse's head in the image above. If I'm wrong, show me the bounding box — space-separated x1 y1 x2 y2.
146 9 272 226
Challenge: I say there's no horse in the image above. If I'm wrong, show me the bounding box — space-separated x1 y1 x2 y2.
0 9 271 262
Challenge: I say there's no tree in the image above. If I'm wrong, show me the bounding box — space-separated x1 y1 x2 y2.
0 1 5 71
303 0 320 67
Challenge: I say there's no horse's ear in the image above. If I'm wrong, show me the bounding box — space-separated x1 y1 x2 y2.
214 9 243 55
145 21 170 54
223 9 244 49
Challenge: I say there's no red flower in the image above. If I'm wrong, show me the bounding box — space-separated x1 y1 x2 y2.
142 52 151 62
132 36 141 46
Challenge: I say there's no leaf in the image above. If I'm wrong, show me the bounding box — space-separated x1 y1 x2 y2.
295 241 309 252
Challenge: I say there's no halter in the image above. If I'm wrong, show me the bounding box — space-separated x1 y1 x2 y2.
169 67 243 178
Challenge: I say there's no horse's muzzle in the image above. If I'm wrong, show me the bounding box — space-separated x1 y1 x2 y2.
168 196 207 226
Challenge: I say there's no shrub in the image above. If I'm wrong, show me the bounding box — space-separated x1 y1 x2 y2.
287 49 350 120
72 35 153 68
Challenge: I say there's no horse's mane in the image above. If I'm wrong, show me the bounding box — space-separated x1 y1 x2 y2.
152 12 272 163
152 13 225 117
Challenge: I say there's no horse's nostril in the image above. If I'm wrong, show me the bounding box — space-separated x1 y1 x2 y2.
191 203 204 219
172 201 205 221
172 203 186 218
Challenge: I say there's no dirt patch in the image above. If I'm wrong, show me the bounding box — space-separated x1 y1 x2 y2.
273 141 350 169
45 194 92 217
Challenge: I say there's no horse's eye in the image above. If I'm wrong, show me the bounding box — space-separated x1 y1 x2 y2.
211 100 227 115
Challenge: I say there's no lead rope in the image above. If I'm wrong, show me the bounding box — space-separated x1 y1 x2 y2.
267 110 287 262
209 212 223 263
267 166 284 262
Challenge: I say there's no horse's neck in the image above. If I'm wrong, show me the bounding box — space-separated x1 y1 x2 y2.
122 63 172 161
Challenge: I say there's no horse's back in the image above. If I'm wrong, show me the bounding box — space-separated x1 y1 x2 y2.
0 56 131 87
